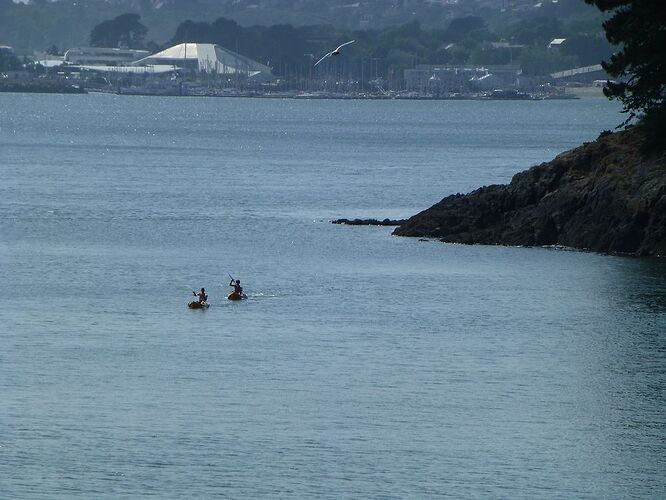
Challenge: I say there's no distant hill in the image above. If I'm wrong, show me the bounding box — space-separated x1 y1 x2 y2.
2 0 600 54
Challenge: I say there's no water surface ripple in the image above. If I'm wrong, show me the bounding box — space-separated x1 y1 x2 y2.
1 94 664 498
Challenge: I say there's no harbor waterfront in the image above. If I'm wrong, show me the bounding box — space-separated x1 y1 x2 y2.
1 94 665 498
0 79 585 100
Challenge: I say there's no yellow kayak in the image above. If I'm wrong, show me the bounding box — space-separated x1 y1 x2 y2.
188 301 210 309
227 292 246 301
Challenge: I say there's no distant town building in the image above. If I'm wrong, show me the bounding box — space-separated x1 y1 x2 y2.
547 38 567 51
359 13 374 28
405 64 521 93
64 47 150 66
0 45 15 56
550 64 606 84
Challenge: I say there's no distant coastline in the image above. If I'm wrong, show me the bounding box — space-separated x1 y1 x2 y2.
1 81 592 101
0 79 85 94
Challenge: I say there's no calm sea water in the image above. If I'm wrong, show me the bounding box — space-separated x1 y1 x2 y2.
1 94 665 498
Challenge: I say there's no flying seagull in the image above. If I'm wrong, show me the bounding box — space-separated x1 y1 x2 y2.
314 40 356 67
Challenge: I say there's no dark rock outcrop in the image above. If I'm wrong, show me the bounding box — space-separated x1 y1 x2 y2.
333 218 406 226
393 128 666 256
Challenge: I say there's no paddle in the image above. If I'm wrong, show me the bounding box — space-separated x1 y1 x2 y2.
227 273 245 299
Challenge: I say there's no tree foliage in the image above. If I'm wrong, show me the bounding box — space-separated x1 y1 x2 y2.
165 12 619 80
559 33 613 66
584 0 666 126
503 17 564 46
444 17 488 43
0 51 22 72
518 46 578 76
171 18 323 70
90 13 148 48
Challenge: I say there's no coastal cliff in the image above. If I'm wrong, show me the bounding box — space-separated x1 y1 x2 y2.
392 127 666 256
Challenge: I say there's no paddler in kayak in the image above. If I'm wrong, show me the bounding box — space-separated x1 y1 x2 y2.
193 287 208 304
229 279 243 297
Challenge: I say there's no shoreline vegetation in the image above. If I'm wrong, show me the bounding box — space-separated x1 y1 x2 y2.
335 127 665 257
0 79 85 94
0 79 593 100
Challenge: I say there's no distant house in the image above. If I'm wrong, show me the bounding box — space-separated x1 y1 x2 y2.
359 13 374 29
491 41 525 50
0 45 15 56
548 38 567 51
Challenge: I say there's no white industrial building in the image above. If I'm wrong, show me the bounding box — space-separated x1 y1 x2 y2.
134 43 274 82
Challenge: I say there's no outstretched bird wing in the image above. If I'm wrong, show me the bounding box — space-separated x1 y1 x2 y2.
335 40 356 52
314 52 333 67
314 40 356 67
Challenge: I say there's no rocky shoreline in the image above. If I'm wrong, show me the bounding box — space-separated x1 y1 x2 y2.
332 218 405 226
0 79 85 94
339 128 666 257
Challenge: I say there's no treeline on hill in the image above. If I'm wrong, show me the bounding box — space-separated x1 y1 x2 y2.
0 52 22 72
0 0 614 80
170 16 614 76
0 0 600 54
85 13 614 78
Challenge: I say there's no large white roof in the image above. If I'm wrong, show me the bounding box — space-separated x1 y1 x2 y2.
135 43 272 77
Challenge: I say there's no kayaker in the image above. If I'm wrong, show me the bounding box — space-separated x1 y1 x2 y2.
229 279 243 296
193 287 208 304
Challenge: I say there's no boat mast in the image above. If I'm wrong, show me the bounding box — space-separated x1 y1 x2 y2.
181 40 187 96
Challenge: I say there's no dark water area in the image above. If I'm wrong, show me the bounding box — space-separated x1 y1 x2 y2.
1 94 664 498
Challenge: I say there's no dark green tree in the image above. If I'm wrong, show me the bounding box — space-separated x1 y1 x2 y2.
584 0 666 128
444 17 487 43
0 51 22 72
560 33 613 66
258 24 312 68
89 13 148 48
502 17 564 46
172 20 213 44
46 44 60 56
518 46 578 76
